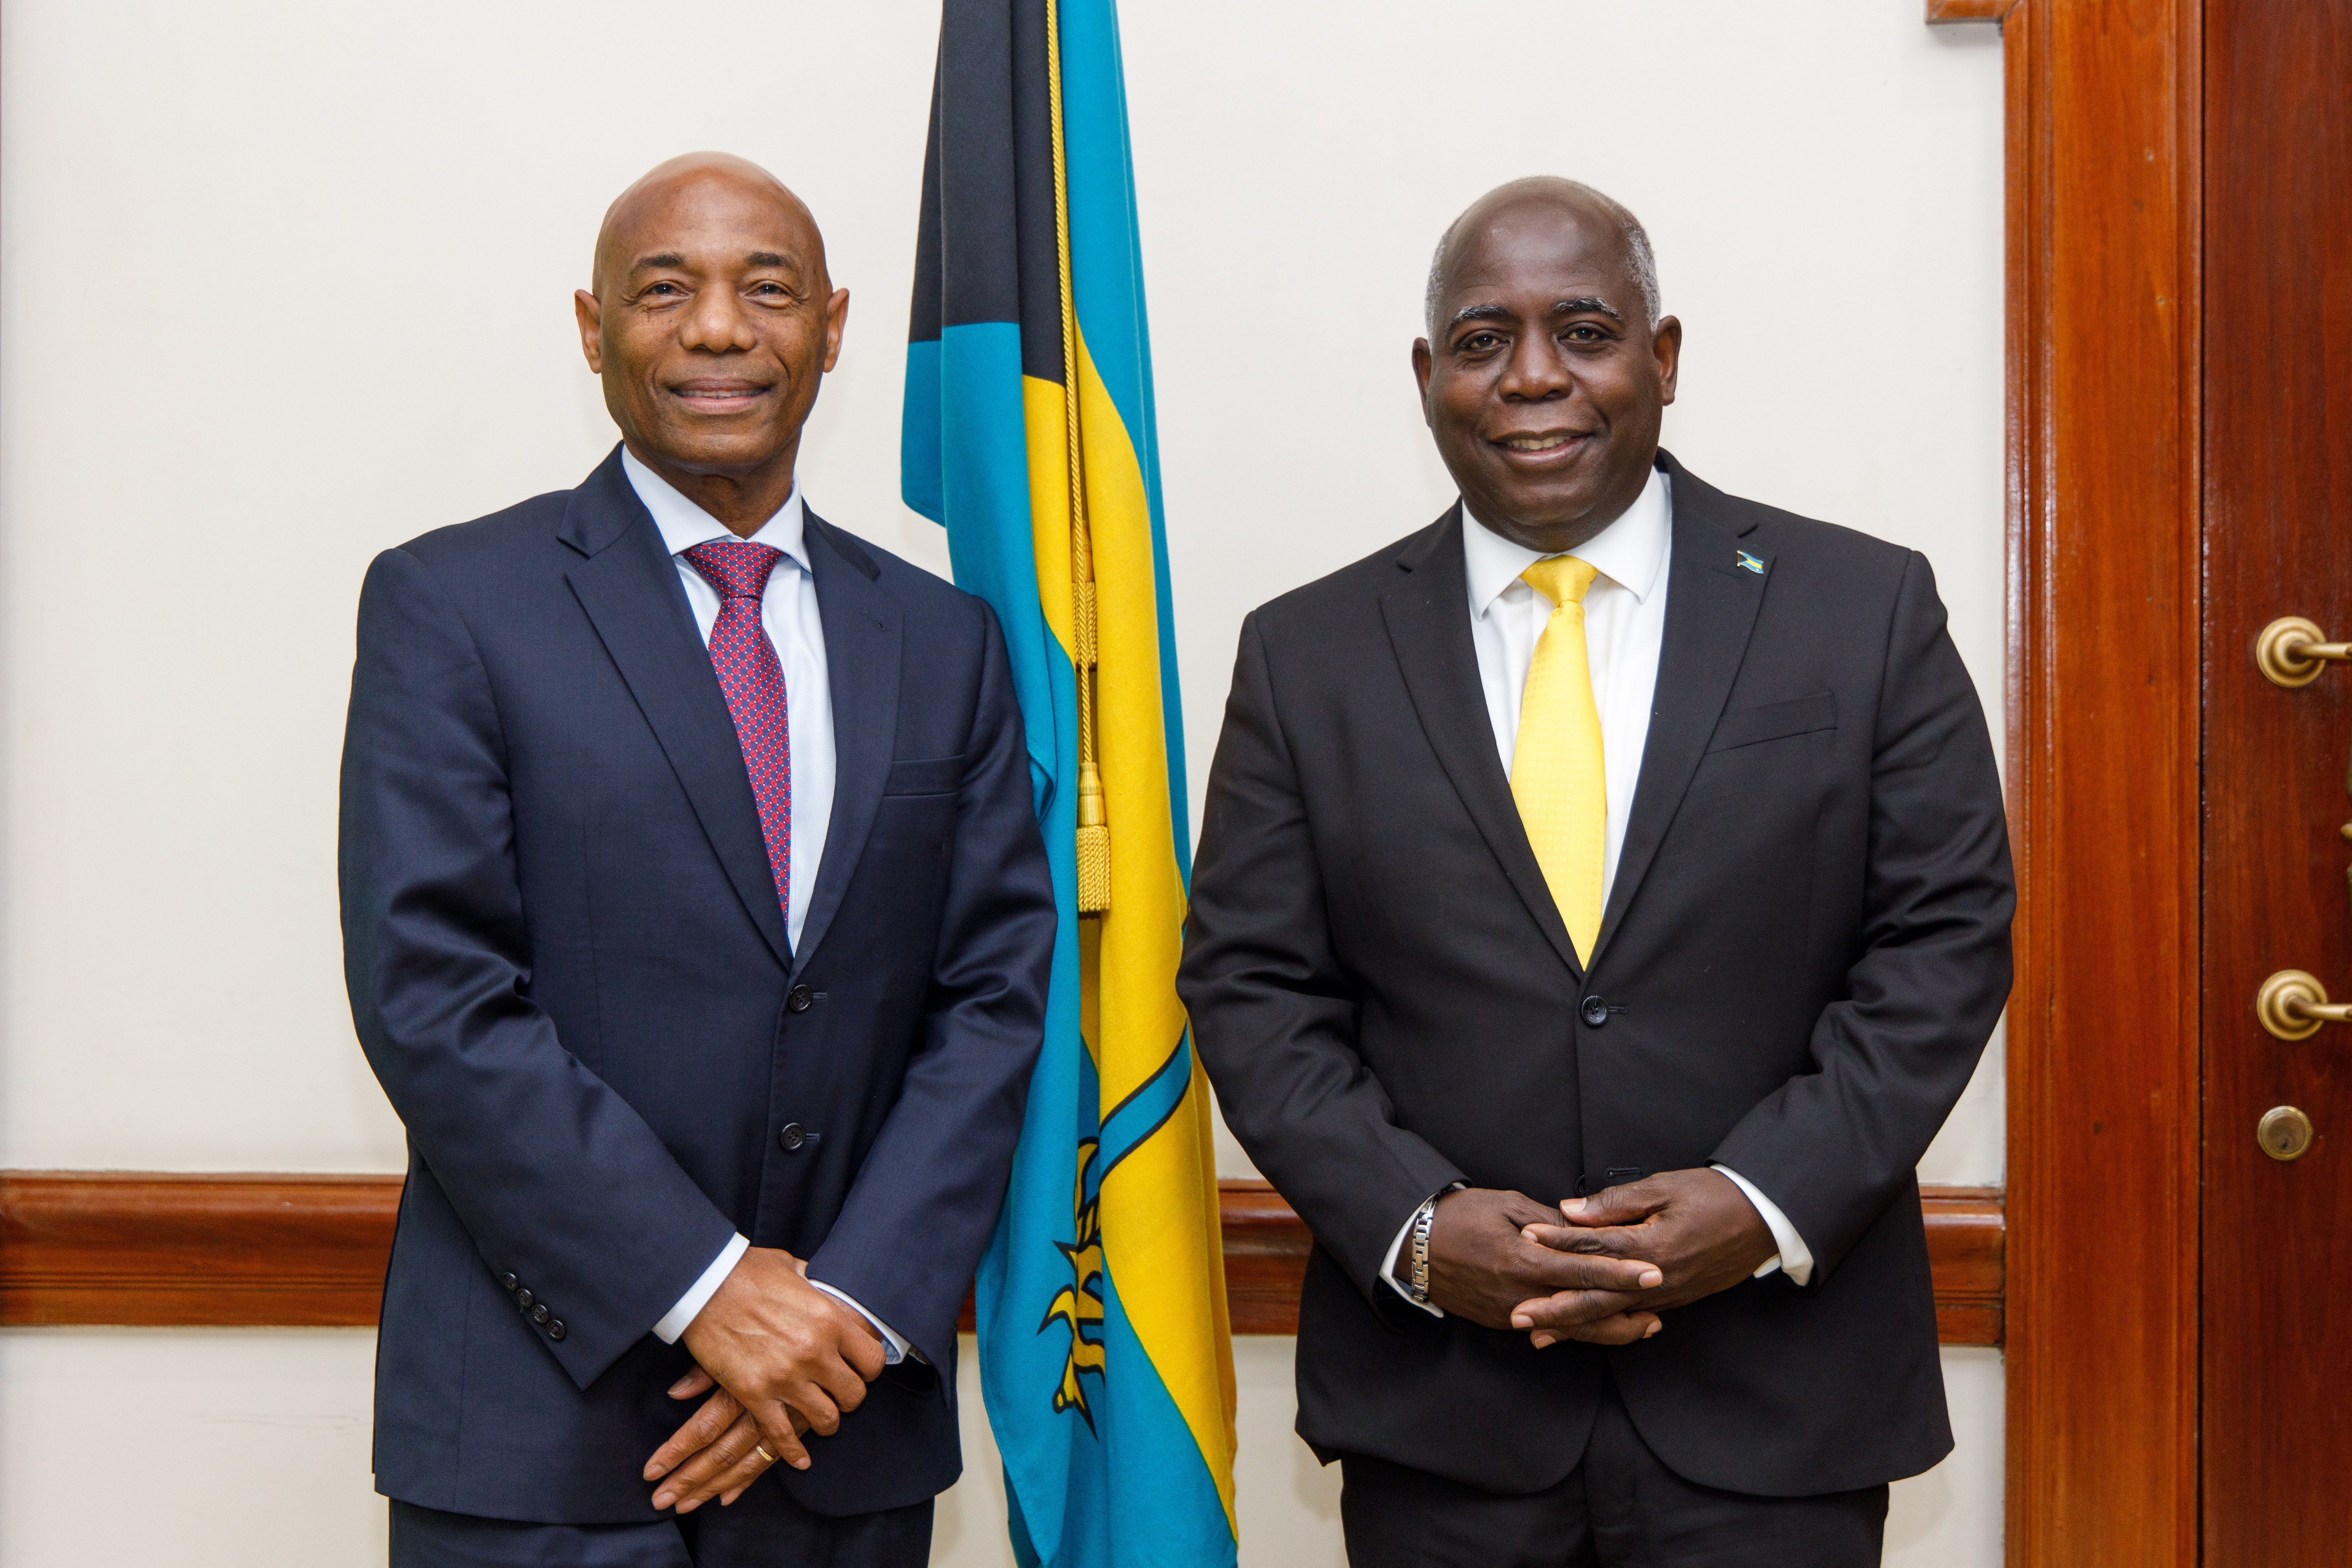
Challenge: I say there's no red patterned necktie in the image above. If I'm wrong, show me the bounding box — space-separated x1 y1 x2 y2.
682 539 792 925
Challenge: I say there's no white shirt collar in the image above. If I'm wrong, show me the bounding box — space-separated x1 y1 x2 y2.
620 445 810 571
1463 463 1671 618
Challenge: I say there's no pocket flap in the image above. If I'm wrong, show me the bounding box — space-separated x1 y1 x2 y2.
1704 691 1837 753
884 754 965 796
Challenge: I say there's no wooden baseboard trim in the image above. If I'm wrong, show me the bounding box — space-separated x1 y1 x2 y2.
1925 0 2017 22
0 1172 2002 1344
0 1172 404 1329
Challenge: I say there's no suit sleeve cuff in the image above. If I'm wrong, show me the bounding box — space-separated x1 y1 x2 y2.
653 1233 749 1344
808 1280 915 1364
1712 1165 1815 1287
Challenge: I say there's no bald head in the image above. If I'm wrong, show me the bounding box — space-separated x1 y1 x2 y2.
1424 178 1659 337
591 152 826 300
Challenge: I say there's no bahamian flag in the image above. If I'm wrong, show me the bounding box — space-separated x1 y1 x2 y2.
901 2 1237 1566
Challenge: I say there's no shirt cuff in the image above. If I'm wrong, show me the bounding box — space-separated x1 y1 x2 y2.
808 1280 914 1365
654 1232 749 1344
1711 1164 1815 1287
1379 1190 1458 1318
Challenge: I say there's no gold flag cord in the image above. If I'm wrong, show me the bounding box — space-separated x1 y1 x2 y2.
1046 0 1110 916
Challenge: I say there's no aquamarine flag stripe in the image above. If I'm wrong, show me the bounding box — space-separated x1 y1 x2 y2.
901 338 945 523
904 326 1070 807
1057 0 1149 479
977 938 1086 1564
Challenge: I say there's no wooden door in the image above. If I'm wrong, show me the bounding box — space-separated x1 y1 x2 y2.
2200 1 2352 1560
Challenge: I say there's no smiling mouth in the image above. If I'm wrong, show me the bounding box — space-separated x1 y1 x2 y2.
1492 431 1589 454
669 381 773 411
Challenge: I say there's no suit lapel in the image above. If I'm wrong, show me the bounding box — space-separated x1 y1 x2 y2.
1589 458 1770 968
559 450 793 969
1379 507 1583 977
791 513 899 975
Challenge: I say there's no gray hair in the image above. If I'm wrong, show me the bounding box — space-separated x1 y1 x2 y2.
1423 180 1662 337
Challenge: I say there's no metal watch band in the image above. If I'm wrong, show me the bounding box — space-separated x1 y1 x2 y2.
1407 1196 1437 1305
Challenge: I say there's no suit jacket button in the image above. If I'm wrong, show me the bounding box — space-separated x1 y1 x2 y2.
788 985 814 1014
532 1304 551 1325
515 1288 534 1311
499 1273 519 1292
1581 995 1610 1028
780 1122 808 1152
547 1320 566 1341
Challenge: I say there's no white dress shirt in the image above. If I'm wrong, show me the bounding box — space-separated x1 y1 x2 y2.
1381 470 1813 1313
622 446 834 952
618 449 909 1363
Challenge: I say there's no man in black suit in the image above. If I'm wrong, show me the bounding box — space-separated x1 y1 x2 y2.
340 153 1054 1567
1177 177 2013 1565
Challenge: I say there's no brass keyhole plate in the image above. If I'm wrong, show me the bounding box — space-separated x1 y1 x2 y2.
2259 1105 2315 1162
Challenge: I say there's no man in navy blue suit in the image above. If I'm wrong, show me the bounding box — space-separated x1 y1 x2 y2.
339 151 1055 1567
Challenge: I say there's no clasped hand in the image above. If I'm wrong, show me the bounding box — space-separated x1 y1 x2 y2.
642 1246 886 1514
1419 1169 1775 1348
1505 1168 1779 1348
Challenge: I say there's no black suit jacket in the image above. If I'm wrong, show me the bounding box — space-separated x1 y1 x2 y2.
339 447 1054 1522
1177 454 2013 1497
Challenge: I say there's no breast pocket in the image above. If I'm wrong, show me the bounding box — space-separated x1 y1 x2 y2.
1703 691 1837 753
882 754 964 797
1674 692 1836 948
866 754 964 862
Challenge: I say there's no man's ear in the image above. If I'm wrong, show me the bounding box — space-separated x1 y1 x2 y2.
822 287 850 373
575 289 604 373
1651 314 1683 406
1412 338 1435 424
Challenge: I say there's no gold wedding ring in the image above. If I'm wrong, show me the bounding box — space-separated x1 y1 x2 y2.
754 1443 777 1464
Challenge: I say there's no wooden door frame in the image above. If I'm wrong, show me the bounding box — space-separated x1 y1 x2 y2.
1932 0 2203 1562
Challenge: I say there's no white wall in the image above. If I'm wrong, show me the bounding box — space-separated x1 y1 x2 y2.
0 0 2006 1562
0 1330 2004 1568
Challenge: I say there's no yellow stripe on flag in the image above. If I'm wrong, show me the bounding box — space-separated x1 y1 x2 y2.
1071 327 1237 1528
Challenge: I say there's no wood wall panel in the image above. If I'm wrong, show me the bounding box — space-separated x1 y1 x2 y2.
2196 0 2352 1560
0 1171 2003 1344
1992 1 2203 1565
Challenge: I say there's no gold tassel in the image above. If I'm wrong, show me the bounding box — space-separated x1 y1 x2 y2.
1076 777 1111 914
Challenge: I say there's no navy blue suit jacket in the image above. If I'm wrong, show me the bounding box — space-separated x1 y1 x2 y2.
339 447 1054 1523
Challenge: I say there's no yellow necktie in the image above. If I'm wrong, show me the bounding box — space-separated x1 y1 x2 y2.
1511 556 1606 961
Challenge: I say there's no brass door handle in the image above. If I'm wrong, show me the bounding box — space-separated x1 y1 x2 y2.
2255 617 2352 687
2257 970 2352 1040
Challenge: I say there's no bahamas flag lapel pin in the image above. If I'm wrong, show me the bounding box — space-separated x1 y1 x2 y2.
1736 550 1766 575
